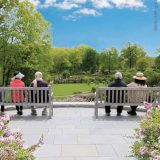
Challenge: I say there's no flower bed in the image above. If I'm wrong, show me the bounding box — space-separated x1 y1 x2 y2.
131 102 160 160
0 115 43 160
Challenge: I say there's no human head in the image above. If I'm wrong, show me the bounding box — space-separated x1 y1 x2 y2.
35 71 43 80
133 72 146 85
115 72 122 80
12 71 24 80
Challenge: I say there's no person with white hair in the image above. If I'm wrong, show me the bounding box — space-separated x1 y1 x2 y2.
105 72 127 116
30 72 49 116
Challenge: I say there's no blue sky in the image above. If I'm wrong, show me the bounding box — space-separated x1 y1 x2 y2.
28 0 160 55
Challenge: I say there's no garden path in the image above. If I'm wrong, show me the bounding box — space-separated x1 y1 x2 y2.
8 108 144 160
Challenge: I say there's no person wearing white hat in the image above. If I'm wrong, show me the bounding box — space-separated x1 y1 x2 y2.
10 71 25 115
105 72 127 116
127 72 147 115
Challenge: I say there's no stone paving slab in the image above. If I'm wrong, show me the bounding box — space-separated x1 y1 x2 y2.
7 108 144 159
62 145 98 157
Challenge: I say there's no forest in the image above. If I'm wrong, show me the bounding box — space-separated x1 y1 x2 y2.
1 0 160 87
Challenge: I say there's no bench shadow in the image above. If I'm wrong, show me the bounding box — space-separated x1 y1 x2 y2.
10 115 49 121
93 114 141 121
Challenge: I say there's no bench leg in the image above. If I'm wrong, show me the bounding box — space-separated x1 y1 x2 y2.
48 105 52 119
95 105 98 119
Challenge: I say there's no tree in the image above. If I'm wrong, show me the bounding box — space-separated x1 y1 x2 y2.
51 48 71 74
100 47 118 74
155 54 160 70
82 47 99 73
136 56 154 71
0 0 51 85
120 42 146 69
69 47 83 74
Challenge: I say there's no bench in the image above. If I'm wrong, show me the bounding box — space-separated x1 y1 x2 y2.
95 87 160 118
0 86 53 118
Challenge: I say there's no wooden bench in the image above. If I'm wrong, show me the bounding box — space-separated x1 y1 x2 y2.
0 86 53 118
95 87 160 118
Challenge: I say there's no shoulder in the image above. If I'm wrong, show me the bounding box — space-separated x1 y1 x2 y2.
43 81 48 87
37 80 48 87
10 81 14 86
121 81 127 87
108 81 115 87
127 82 136 87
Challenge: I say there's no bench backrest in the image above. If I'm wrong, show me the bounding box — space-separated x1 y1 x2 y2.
0 86 52 106
95 87 160 106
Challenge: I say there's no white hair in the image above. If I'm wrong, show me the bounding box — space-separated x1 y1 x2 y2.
115 72 122 79
35 72 43 80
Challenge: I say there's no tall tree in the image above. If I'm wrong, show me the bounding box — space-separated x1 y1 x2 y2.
69 47 83 74
100 47 118 74
120 42 146 69
51 48 71 74
82 47 99 74
0 0 51 85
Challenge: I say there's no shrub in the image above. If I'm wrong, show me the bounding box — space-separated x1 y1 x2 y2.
0 115 43 160
91 87 96 93
131 102 160 160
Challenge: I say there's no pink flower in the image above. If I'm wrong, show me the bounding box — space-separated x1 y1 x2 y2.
144 102 152 110
155 156 160 160
140 146 148 155
151 150 158 157
4 129 12 137
136 128 145 137
4 115 10 121
0 122 4 127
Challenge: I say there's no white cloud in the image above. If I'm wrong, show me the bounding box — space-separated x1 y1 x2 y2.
28 0 40 7
157 0 160 3
110 0 145 9
64 14 80 21
54 0 79 10
91 0 145 9
76 8 101 16
72 0 87 4
91 0 112 9
43 0 56 8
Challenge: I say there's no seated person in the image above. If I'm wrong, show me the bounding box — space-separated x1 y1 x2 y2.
10 71 25 115
127 72 147 115
105 72 127 116
30 72 49 116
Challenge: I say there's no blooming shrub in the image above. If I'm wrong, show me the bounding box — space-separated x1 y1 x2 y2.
131 102 160 160
0 115 43 160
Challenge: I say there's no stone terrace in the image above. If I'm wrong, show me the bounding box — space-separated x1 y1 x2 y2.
8 107 144 160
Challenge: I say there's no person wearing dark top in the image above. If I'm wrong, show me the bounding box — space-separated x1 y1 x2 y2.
105 72 127 116
30 72 49 116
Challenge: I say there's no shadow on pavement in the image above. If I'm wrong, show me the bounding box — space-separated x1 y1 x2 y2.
10 115 49 121
93 114 141 121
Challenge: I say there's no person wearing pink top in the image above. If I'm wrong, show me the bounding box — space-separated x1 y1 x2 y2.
10 71 25 115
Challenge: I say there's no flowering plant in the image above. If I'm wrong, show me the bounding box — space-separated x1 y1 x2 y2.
0 115 43 160
131 102 160 160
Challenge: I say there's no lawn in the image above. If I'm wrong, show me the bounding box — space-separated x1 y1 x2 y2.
53 83 106 97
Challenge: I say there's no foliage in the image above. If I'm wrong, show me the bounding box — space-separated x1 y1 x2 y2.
99 47 118 73
131 102 160 160
136 56 154 72
144 68 160 87
82 47 99 74
120 42 146 69
0 0 51 85
0 114 43 160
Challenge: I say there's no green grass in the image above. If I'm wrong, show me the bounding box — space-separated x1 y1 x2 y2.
53 83 106 97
